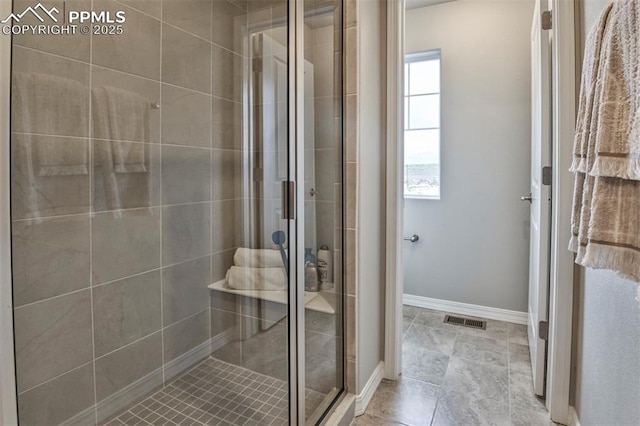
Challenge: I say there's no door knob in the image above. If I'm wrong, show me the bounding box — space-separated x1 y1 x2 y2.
521 194 533 203
403 234 419 243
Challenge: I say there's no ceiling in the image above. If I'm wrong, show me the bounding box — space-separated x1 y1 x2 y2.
405 0 458 10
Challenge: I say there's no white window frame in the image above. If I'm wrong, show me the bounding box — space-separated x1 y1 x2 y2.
404 49 442 200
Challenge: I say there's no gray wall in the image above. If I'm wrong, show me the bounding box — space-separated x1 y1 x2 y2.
357 0 386 391
403 0 534 312
10 0 246 423
571 2 640 424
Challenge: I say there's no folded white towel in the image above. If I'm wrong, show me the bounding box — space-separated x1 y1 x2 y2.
225 266 287 291
233 248 284 268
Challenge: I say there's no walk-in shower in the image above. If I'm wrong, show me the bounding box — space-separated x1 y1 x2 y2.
1 0 345 424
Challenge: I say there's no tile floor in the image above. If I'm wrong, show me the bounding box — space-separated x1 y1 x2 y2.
102 357 324 426
353 306 557 426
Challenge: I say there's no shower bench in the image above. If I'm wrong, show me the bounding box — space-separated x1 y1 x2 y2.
208 280 337 346
208 279 336 315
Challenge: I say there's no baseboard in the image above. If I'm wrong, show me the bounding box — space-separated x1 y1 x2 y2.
403 294 528 325
163 336 215 383
211 327 236 353
355 361 384 416
568 407 581 426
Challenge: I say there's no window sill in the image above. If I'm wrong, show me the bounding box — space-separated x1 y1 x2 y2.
404 195 440 200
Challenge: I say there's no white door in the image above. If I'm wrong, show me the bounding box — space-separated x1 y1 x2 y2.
527 0 552 397
250 33 316 251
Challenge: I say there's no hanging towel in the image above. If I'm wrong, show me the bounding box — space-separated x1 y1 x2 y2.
11 72 89 218
570 3 614 254
571 0 640 283
225 266 287 291
570 2 614 175
581 176 640 282
233 248 284 268
92 86 151 211
589 0 640 180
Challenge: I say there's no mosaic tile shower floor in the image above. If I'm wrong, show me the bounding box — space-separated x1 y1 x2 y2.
101 357 325 426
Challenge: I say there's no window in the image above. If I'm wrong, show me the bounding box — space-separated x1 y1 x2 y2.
404 50 441 199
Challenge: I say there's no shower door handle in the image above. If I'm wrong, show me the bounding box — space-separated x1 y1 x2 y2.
282 181 296 220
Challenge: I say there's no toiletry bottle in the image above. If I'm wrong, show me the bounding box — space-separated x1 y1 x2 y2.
317 245 332 290
304 248 319 292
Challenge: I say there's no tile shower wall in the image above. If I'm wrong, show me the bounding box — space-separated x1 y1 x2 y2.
10 0 246 423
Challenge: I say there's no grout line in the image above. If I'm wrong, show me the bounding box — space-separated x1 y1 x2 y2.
90 137 235 150
13 286 91 310
87 3 100 422
93 330 162 363
103 0 248 60
16 360 94 396
158 0 165 386
14 249 239 310
12 198 246 224
209 0 215 357
13 45 246 105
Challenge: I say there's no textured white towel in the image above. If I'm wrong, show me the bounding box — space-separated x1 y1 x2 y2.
233 248 284 268
581 176 640 282
92 86 151 211
570 3 614 254
589 0 640 180
570 2 613 175
571 1 640 282
225 266 287 291
12 72 89 219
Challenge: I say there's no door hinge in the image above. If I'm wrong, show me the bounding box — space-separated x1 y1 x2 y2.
539 320 549 341
542 166 552 186
541 10 552 30
252 57 263 73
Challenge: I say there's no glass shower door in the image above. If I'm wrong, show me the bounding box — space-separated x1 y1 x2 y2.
5 0 344 424
6 0 295 425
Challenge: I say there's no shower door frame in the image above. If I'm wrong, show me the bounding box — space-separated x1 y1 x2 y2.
0 0 345 423
0 0 17 423
0 0 18 423
289 0 306 424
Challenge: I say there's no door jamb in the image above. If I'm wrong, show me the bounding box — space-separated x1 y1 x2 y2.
383 1 577 424
383 0 405 381
546 0 576 423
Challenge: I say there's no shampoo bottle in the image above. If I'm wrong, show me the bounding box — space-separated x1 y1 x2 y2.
304 248 319 292
317 245 332 290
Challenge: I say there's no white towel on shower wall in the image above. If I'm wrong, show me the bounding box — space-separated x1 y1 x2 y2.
233 248 284 268
12 72 89 218
92 86 151 211
226 266 287 291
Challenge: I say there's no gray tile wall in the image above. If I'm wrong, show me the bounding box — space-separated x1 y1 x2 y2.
10 0 247 424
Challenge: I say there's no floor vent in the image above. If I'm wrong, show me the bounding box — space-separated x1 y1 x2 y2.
444 315 487 330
